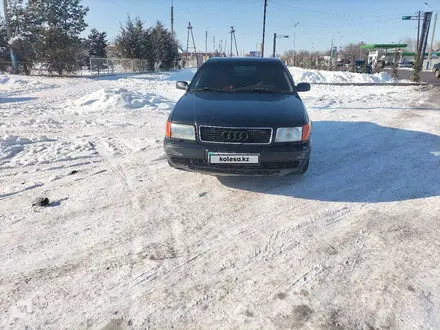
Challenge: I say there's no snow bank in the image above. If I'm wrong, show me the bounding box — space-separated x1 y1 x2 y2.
289 67 404 84
67 88 174 112
0 74 55 96
0 134 98 168
0 135 50 161
0 75 29 86
145 67 404 85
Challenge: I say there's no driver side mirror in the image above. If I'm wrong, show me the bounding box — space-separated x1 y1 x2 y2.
176 81 189 90
296 82 311 92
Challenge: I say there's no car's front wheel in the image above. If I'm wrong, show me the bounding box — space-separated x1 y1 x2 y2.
435 69 440 78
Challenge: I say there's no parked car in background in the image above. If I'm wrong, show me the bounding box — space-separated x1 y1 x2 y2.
398 60 413 68
355 60 372 74
164 57 312 176
433 62 440 78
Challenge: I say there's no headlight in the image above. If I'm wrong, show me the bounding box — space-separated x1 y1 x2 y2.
275 127 303 142
166 122 196 140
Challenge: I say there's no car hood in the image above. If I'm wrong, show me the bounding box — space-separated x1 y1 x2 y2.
171 92 307 127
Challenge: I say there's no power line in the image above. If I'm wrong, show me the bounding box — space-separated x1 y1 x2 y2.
270 0 407 19
176 1 261 11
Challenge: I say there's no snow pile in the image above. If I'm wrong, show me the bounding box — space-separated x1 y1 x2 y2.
139 67 405 85
67 88 174 112
0 135 49 161
0 134 98 168
289 67 405 84
0 74 55 95
0 75 30 86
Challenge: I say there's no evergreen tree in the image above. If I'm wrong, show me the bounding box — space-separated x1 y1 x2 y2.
149 21 178 70
30 0 89 75
0 19 10 71
114 16 147 60
412 54 422 82
5 0 40 74
88 29 108 58
86 28 108 73
114 17 179 72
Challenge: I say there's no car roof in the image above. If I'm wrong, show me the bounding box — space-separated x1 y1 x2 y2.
204 57 284 65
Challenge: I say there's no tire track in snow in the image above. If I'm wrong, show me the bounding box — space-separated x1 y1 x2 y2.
128 171 371 314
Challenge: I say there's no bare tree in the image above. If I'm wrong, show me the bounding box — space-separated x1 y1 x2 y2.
344 43 358 72
401 37 417 51
282 49 312 68
280 50 295 65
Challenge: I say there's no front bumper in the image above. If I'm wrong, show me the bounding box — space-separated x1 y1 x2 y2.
164 138 311 176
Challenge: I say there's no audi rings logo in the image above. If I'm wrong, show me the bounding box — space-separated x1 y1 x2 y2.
222 131 249 141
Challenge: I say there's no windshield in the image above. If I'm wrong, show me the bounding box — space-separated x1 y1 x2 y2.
189 62 295 93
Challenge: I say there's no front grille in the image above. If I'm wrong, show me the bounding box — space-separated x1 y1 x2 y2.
199 126 272 144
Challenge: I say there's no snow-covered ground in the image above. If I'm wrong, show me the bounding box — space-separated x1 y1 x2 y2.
288 66 410 84
1 68 440 330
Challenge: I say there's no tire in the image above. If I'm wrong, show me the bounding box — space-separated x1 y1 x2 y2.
299 156 310 174
435 70 440 78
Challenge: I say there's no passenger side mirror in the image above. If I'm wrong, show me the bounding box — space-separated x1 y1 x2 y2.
296 82 311 92
176 81 189 90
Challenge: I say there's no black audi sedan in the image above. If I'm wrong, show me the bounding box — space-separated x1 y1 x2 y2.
164 57 312 176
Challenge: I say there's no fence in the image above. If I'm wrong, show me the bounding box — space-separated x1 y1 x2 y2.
0 56 197 77
0 60 93 76
89 56 206 77
89 57 153 76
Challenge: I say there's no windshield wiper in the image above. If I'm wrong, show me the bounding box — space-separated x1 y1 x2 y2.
247 87 283 93
190 87 227 92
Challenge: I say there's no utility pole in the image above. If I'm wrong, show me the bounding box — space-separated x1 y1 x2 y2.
186 22 196 53
273 33 277 58
416 11 421 62
427 12 437 69
293 21 300 49
330 39 334 69
170 0 174 38
230 26 238 57
230 28 233 56
402 11 428 81
2 0 17 73
293 21 299 66
205 26 210 55
261 0 268 57
273 33 289 58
